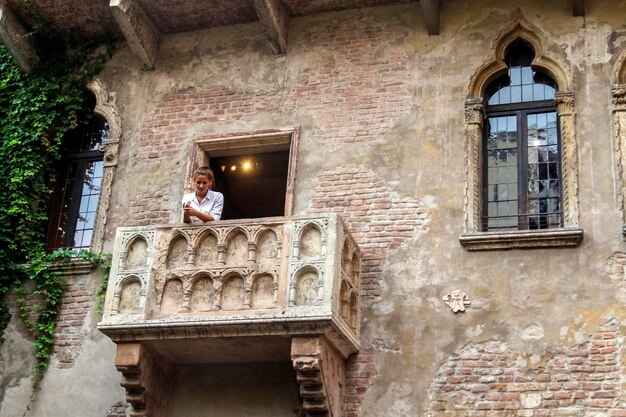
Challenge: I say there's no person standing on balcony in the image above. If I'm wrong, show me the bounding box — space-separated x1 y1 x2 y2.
182 166 224 223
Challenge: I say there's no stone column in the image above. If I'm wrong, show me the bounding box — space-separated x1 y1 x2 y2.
555 91 579 228
463 99 485 233
612 86 626 237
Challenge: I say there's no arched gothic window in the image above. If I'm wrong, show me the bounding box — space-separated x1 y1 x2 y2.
45 95 109 251
483 40 562 231
460 21 582 250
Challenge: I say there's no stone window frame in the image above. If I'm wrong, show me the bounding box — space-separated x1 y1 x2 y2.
611 52 626 239
187 127 301 218
459 18 583 250
45 78 122 275
88 78 122 255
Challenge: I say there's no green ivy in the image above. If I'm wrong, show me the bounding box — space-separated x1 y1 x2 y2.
0 21 112 383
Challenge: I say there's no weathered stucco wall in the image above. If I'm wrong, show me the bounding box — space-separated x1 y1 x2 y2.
2 0 626 415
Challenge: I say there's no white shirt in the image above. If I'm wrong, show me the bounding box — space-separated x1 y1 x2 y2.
182 190 224 222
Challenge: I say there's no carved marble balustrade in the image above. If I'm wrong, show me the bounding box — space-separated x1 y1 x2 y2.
99 214 361 417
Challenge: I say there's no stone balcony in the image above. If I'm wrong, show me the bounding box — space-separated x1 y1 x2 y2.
99 214 361 416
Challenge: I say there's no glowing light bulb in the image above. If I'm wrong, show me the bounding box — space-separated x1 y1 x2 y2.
230 165 237 171
243 161 252 172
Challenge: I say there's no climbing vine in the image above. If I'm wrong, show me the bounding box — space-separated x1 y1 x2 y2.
0 21 112 382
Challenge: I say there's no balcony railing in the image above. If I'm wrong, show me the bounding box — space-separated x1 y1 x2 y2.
99 213 361 359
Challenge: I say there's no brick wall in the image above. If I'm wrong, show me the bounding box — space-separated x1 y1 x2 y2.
128 13 412 226
310 166 429 301
428 327 625 416
53 284 93 368
309 166 429 416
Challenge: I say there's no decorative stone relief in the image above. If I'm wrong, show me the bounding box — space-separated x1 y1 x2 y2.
225 231 249 265
221 275 245 310
613 85 626 238
251 274 275 309
103 215 361 352
443 290 471 313
189 276 214 312
295 269 320 306
300 226 322 259
166 235 189 269
118 278 143 313
196 233 218 266
124 238 149 270
160 279 183 314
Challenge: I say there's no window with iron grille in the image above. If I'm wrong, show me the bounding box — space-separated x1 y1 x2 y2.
483 40 562 232
45 114 108 251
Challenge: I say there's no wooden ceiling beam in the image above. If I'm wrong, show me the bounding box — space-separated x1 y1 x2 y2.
110 0 160 70
252 0 289 54
0 2 38 72
420 0 441 35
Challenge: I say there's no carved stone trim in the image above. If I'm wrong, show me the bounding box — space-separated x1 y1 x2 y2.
115 343 171 417
88 78 122 254
459 228 583 251
291 337 345 417
467 14 573 98
443 290 470 313
555 91 579 228
47 259 95 276
100 316 359 358
613 85 626 239
462 15 580 239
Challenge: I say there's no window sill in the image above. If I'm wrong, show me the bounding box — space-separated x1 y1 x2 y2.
48 259 96 276
459 228 584 251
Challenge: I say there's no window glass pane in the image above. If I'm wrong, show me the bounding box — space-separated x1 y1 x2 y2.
45 110 108 251
485 115 519 231
526 111 561 229
483 42 560 231
486 43 557 105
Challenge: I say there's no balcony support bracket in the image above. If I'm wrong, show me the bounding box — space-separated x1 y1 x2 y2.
115 343 172 417
292 336 346 417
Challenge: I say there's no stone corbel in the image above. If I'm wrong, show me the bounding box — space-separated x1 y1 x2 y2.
0 2 38 72
292 337 345 417
115 343 172 417
110 0 160 70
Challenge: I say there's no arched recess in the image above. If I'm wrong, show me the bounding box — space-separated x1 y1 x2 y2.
461 17 582 249
88 78 122 254
611 51 626 238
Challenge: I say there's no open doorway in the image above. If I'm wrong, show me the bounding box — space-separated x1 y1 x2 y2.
191 128 299 221
210 151 289 220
